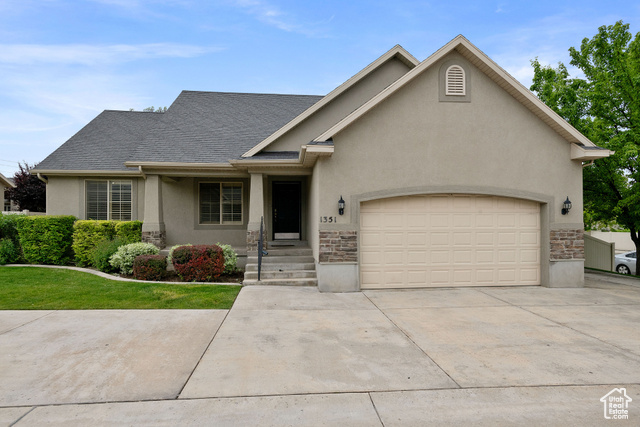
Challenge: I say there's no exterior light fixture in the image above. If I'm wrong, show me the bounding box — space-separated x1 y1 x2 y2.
338 195 345 215
561 197 572 215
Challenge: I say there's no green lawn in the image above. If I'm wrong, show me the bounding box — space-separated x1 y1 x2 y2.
0 267 241 310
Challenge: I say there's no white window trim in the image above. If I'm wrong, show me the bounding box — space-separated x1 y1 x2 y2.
84 179 133 221
198 182 243 225
445 65 466 96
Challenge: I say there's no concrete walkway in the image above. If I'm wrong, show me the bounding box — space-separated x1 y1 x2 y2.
1 270 639 425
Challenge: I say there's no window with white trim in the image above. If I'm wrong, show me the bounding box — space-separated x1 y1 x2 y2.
86 180 132 220
446 65 465 96
199 182 242 224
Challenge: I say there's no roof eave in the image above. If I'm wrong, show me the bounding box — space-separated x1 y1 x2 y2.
570 143 614 161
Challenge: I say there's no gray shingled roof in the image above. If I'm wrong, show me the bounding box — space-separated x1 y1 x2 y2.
35 91 323 171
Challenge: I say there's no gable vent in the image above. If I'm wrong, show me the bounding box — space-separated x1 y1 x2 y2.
446 65 465 96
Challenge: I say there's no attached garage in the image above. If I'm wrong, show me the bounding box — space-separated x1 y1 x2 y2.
360 194 540 289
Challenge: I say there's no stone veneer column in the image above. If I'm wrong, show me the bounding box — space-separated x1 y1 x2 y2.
319 230 358 262
141 174 166 248
247 173 266 252
550 229 585 260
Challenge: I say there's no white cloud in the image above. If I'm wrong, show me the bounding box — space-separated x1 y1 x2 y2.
0 43 223 66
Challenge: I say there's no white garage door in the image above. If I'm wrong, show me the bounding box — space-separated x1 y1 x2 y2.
360 194 540 289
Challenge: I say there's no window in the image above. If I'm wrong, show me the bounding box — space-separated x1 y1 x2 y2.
199 182 242 224
446 65 465 96
86 180 132 220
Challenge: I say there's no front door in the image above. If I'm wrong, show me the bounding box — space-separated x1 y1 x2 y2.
272 181 301 240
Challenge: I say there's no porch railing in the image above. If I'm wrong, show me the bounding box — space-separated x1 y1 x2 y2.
257 216 268 281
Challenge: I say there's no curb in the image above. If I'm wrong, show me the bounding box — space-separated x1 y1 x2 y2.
2 264 242 287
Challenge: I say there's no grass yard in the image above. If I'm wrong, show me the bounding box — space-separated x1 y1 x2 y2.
0 267 241 310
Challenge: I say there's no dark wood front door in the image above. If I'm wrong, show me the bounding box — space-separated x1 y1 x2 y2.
272 181 301 240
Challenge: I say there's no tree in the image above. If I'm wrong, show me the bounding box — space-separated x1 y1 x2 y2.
7 163 46 212
530 21 640 274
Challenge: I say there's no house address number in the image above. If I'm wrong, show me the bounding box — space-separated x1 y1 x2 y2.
320 216 337 223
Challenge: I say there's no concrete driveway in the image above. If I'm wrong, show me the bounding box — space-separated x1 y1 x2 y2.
1 270 639 425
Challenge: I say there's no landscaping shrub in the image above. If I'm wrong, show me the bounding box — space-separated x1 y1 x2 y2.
133 255 167 281
0 213 22 243
91 238 126 273
109 242 159 275
216 242 238 274
73 220 143 267
166 243 192 265
0 213 23 264
0 238 20 265
16 215 76 265
115 220 142 244
172 245 225 282
72 220 118 266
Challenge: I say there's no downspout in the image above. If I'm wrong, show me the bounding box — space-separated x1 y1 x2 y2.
139 166 146 179
582 160 595 168
36 173 48 184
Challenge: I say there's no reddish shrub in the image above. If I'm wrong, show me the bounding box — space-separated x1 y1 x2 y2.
133 254 167 281
172 245 225 282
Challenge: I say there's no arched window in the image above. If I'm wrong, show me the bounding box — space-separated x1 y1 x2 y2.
446 65 465 96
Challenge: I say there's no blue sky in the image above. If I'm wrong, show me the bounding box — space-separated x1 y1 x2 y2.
0 0 638 177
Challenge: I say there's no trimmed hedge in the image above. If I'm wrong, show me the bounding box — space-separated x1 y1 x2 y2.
0 213 23 264
16 215 76 265
172 245 225 282
73 220 143 266
109 242 159 275
115 221 142 244
133 255 167 281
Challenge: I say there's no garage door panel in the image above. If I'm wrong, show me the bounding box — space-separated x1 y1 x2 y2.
360 194 540 289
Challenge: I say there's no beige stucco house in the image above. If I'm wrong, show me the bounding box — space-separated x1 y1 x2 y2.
0 173 17 212
34 36 611 291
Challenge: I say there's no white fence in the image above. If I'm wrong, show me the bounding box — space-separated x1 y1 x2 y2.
584 234 615 272
585 231 634 252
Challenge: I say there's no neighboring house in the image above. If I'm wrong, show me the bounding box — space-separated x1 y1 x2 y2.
33 35 612 291
0 174 18 212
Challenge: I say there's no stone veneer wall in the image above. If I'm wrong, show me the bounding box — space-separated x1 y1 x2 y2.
247 229 267 252
319 230 357 263
142 231 166 249
550 229 584 260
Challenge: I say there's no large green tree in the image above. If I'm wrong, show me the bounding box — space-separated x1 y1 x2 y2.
530 21 640 274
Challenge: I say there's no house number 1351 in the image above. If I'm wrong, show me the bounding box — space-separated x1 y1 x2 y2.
320 216 336 223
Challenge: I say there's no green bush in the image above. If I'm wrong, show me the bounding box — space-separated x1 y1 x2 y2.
16 215 76 265
133 255 167 281
73 220 143 267
115 221 142 244
172 245 225 282
109 242 159 275
91 238 126 273
0 238 20 265
216 242 238 274
167 243 192 264
0 213 23 264
0 213 23 243
72 220 118 266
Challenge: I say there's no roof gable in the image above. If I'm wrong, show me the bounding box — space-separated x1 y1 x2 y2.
312 35 601 151
242 45 419 157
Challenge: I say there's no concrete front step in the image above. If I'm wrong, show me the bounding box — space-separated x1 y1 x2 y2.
244 270 317 280
245 262 316 272
247 255 315 264
243 278 318 286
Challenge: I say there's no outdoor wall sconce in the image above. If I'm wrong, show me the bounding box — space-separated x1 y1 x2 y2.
338 195 345 215
561 197 572 215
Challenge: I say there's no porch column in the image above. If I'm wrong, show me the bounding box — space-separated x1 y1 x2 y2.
247 172 266 252
141 174 166 248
